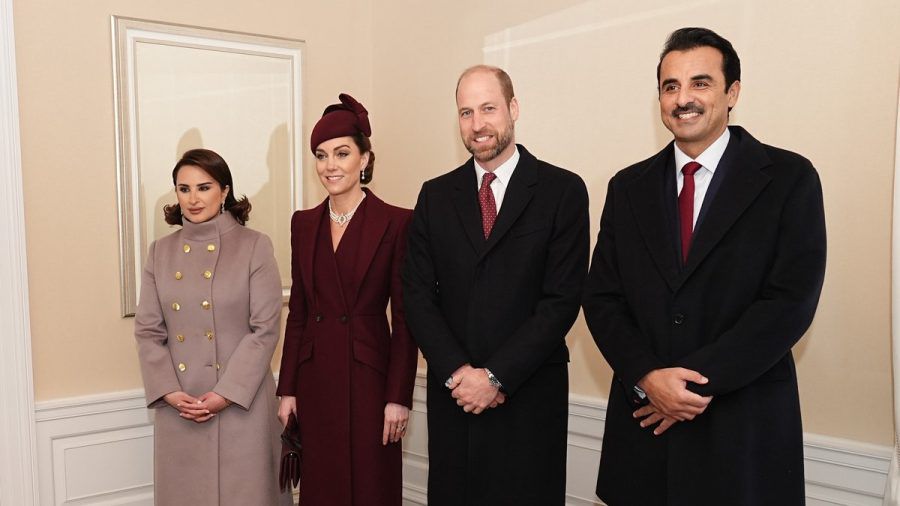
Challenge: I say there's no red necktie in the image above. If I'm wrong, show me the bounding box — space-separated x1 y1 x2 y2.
679 161 702 264
479 172 497 239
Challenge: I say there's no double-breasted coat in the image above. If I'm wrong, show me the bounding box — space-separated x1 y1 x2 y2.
134 211 291 506
277 190 418 506
583 126 826 505
402 145 590 506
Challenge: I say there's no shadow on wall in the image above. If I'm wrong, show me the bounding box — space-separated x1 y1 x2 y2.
150 127 205 242
148 124 294 290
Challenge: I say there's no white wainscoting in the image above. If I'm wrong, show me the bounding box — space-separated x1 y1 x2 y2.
35 373 891 506
34 390 154 506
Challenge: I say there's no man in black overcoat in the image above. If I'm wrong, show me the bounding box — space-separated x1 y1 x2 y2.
583 28 827 505
403 65 589 505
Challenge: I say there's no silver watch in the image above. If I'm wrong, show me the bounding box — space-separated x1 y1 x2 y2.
484 368 502 389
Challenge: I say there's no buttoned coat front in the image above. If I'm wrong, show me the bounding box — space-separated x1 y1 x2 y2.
277 191 418 506
583 127 826 505
135 212 291 506
403 145 590 506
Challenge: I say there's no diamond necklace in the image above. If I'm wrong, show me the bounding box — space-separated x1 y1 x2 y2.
328 192 366 227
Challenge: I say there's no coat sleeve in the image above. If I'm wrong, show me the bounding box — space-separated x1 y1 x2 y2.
213 234 283 409
134 241 183 408
277 212 307 397
582 177 667 391
483 175 590 396
678 164 826 397
384 211 419 408
402 183 472 384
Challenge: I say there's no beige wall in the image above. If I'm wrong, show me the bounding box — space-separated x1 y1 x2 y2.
16 0 899 446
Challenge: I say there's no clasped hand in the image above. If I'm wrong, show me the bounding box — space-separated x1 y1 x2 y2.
633 367 713 435
164 391 231 423
448 364 506 415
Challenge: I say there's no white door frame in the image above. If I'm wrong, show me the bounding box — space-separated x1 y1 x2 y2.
0 0 39 503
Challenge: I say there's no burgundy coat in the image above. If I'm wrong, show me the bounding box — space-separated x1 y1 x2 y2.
277 190 417 506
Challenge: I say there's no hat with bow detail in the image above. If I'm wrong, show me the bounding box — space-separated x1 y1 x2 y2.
310 93 371 153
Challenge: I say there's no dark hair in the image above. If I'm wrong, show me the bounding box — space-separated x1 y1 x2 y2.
456 65 516 106
351 131 375 185
656 27 741 94
163 148 252 225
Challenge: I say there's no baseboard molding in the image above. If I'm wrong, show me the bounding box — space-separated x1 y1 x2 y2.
33 374 891 505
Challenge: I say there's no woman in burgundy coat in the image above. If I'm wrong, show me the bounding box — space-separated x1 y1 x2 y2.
277 94 418 506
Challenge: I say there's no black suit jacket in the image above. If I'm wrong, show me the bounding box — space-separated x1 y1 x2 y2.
403 145 589 505
583 126 826 505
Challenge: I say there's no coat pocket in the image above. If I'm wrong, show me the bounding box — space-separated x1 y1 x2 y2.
510 218 550 238
352 339 388 375
755 356 793 383
296 341 314 366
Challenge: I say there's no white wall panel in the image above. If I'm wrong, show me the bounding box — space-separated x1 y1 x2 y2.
0 0 38 503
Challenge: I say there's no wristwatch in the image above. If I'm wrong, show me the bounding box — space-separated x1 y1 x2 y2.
484 368 502 389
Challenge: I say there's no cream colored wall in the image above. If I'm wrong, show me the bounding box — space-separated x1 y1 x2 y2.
370 0 900 446
14 0 373 399
16 0 899 446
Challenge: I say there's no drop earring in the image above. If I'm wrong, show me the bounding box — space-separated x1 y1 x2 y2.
220 202 225 214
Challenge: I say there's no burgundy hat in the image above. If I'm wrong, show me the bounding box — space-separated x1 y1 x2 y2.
310 93 371 153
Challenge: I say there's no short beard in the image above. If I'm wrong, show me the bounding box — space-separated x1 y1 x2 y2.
465 121 515 164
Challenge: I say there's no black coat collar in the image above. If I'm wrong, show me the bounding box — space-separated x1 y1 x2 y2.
450 144 539 260
626 126 773 292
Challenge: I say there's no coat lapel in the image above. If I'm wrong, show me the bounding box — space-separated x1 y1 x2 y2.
451 162 487 256
676 127 772 289
349 190 390 308
298 200 326 307
479 146 538 260
626 147 681 292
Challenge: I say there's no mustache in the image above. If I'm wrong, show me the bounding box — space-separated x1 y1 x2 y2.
469 127 497 137
672 104 704 117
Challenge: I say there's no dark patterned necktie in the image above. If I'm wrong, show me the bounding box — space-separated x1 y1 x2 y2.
679 161 702 264
479 172 497 239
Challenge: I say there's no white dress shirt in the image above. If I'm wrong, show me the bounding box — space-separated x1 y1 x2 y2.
474 146 520 212
673 128 731 227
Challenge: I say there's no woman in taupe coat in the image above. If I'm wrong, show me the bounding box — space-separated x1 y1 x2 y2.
134 149 291 506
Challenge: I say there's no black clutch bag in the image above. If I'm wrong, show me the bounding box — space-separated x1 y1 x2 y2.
279 413 302 492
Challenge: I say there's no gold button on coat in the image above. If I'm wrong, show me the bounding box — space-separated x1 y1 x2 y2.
206 331 214 341
176 334 184 342
215 363 221 370
178 363 186 372
201 300 211 310
183 244 191 253
174 271 183 280
203 270 212 279
207 244 216 252
172 302 180 311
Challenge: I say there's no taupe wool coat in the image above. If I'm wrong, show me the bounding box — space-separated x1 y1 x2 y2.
135 212 291 506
